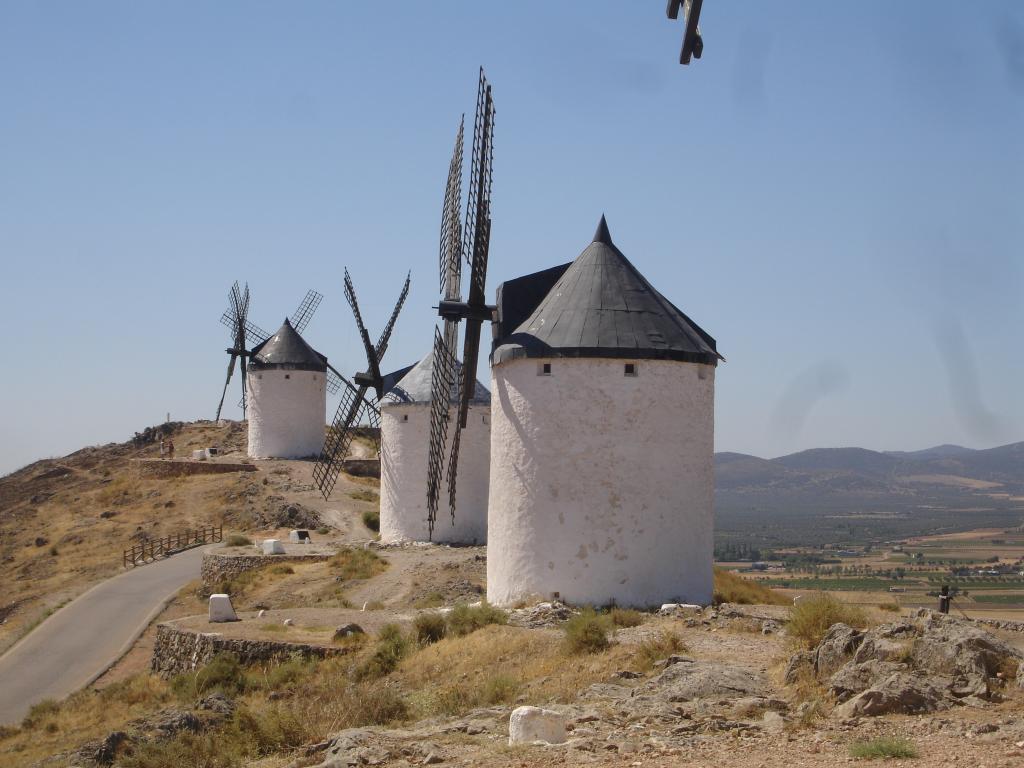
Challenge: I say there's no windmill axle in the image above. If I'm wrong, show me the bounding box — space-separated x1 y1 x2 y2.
438 300 495 323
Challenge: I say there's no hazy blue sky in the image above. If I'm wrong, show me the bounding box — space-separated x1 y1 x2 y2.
1 2 1022 475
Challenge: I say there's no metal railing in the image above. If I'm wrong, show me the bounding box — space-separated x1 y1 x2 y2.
123 524 222 568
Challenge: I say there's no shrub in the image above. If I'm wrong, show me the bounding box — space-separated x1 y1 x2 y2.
350 489 378 503
713 568 789 605
171 652 247 699
356 624 410 680
21 699 60 729
361 510 380 532
789 594 869 649
268 564 294 576
446 602 508 637
848 737 918 759
634 630 686 670
348 684 408 725
877 601 900 613
414 592 446 609
414 612 447 645
225 534 252 547
329 547 386 581
608 607 644 627
480 673 520 705
563 608 613 655
316 527 330 535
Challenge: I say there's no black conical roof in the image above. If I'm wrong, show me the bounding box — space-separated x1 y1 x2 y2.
492 216 721 366
248 318 328 372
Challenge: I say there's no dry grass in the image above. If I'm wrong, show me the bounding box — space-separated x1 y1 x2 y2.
607 607 645 627
328 547 387 581
789 593 870 649
0 420 264 653
563 608 614 654
397 623 641 714
632 630 686 671
349 489 378 503
848 737 918 759
713 568 790 605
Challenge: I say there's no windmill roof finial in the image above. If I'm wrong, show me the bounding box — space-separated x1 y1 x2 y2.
593 214 612 245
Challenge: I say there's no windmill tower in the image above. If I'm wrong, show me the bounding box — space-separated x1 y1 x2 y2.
246 318 329 459
379 352 490 544
215 284 346 460
487 216 723 608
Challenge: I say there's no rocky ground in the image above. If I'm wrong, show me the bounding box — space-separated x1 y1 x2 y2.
6 427 1024 767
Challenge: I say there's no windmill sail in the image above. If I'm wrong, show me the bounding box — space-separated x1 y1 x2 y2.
425 68 496 539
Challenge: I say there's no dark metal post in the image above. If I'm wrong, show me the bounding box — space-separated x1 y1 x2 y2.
939 585 951 614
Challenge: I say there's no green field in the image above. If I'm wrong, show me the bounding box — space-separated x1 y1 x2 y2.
971 593 1024 605
759 577 899 591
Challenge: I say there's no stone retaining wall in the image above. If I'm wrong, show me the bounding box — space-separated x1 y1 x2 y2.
134 459 257 478
201 551 332 588
151 624 344 677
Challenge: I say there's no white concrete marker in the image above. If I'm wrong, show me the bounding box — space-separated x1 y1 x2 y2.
262 539 285 555
208 594 239 623
508 706 567 745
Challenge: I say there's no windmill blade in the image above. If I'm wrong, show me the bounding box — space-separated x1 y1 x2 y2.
426 327 458 539
325 368 343 395
344 269 379 369
220 311 271 347
462 68 495 280
375 271 411 360
239 348 248 419
445 414 462 526
214 352 238 421
312 381 377 499
290 289 323 334
440 117 464 300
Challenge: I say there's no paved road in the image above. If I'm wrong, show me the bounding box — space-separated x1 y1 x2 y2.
0 545 208 725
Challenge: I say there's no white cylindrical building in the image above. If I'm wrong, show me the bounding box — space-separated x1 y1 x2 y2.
246 318 328 459
487 216 722 608
379 352 490 544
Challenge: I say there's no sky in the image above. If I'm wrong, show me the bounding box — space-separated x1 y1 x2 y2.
1 2 1022 476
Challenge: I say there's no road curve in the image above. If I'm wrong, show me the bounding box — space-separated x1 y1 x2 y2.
0 545 208 725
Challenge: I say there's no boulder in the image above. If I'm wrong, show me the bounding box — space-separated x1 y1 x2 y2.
813 623 864 678
639 659 768 702
262 539 285 555
659 603 702 616
783 651 814 685
829 660 907 702
508 706 567 745
834 672 945 718
208 594 238 623
333 623 364 641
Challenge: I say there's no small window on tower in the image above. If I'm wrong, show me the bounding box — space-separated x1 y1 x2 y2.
482 414 490 425
624 363 637 377
538 362 552 376
284 374 290 380
402 414 409 423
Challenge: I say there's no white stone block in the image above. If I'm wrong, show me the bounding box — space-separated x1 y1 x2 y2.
288 529 311 543
208 594 238 623
192 449 207 461
508 706 567 745
262 539 285 555
283 618 294 626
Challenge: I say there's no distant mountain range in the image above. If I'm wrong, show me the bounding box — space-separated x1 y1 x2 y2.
713 442 1024 549
716 442 1024 494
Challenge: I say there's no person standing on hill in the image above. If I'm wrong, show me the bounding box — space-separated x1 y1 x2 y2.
167 439 175 460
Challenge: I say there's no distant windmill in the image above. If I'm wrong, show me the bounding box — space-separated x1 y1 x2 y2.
214 283 341 421
312 269 411 499
425 68 496 539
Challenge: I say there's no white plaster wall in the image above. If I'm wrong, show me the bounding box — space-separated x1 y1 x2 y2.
487 357 715 608
379 403 490 544
247 369 326 459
